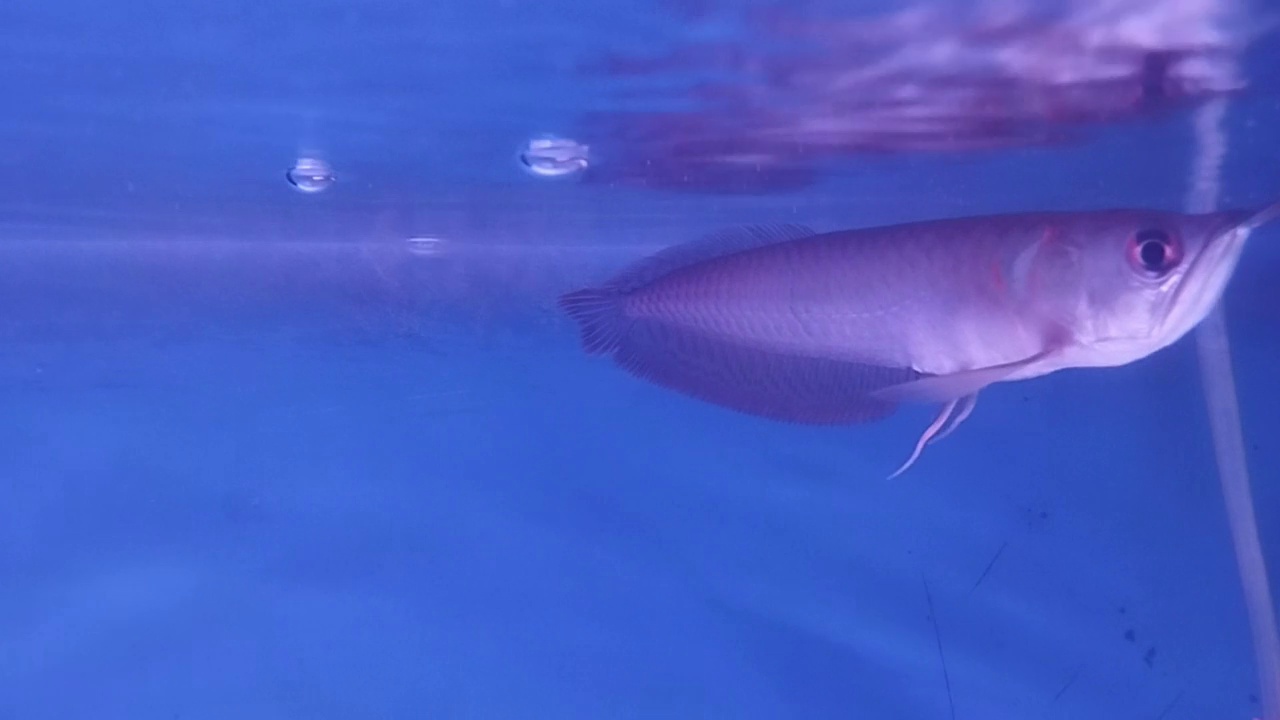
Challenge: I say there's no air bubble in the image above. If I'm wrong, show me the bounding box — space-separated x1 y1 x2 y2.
518 136 589 178
286 157 335 193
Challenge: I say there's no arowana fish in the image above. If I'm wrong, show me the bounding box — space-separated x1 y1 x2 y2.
559 200 1280 476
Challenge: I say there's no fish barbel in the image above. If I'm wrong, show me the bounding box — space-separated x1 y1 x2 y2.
559 201 1280 476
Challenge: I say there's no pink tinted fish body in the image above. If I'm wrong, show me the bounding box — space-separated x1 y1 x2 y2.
560 201 1279 475
616 217 1063 375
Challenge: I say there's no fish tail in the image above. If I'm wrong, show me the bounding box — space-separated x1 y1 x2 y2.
558 286 628 355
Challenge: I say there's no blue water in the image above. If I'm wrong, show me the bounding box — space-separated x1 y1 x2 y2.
2 1 1279 718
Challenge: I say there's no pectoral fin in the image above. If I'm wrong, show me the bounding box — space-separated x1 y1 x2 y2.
871 349 1055 404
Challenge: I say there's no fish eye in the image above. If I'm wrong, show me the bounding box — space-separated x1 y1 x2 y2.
1127 228 1182 277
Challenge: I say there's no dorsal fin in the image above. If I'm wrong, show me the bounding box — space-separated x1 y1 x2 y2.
603 223 819 293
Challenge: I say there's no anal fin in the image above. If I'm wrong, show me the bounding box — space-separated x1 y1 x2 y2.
608 318 921 425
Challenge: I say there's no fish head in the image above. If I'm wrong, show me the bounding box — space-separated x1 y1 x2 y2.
1064 200 1278 362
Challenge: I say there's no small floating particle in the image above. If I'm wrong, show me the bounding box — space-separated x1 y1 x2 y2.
518 136 589 178
286 157 336 193
405 236 446 257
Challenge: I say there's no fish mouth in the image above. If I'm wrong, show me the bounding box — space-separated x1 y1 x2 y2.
1163 200 1280 337
1239 199 1280 233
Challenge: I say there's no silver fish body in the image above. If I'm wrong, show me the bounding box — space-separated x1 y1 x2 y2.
559 201 1278 475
